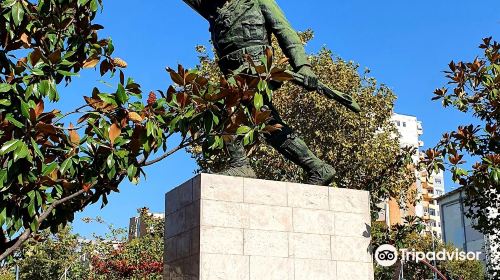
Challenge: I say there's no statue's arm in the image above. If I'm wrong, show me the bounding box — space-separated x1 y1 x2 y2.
258 0 310 70
182 0 207 18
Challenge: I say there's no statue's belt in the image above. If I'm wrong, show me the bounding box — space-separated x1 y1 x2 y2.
218 45 271 71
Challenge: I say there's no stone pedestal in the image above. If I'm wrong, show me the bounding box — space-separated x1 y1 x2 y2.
164 174 373 280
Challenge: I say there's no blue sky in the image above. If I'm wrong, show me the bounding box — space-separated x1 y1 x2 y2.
65 0 500 237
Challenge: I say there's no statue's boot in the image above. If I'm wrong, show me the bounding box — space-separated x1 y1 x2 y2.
219 141 257 178
273 136 335 186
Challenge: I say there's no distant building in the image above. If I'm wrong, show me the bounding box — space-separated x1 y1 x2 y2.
377 113 445 238
128 212 164 241
438 187 499 273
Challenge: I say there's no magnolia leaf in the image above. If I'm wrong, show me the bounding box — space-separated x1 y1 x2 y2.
128 112 143 123
83 58 100 68
68 123 80 145
0 139 20 155
11 2 25 26
108 123 121 145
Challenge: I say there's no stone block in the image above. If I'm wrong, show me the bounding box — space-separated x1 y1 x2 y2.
164 174 373 280
330 187 370 214
293 208 334 235
248 204 292 231
200 200 248 228
332 235 372 263
334 212 371 238
336 262 374 280
249 256 294 280
200 254 249 280
287 182 329 210
194 174 243 202
294 259 336 280
199 226 243 255
244 229 289 257
289 233 331 260
244 178 287 206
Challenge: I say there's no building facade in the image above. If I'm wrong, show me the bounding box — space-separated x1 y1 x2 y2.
438 187 499 274
378 114 445 238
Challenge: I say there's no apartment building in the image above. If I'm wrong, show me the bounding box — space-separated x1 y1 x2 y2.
378 113 445 238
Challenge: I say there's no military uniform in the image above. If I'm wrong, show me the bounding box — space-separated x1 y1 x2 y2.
183 0 335 185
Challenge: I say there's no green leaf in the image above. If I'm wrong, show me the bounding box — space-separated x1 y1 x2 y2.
5 114 24 128
0 84 11 93
42 162 58 176
78 0 90 6
1 0 17 8
13 142 29 162
0 170 7 190
90 0 98 11
127 164 137 181
0 207 6 226
57 70 78 76
11 2 25 26
116 84 128 104
20 99 30 119
28 200 36 217
31 138 44 160
106 153 115 168
0 99 11 106
236 126 251 135
254 93 264 110
0 139 20 155
97 93 117 105
59 157 73 175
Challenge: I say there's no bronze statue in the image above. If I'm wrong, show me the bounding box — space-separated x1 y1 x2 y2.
183 0 338 186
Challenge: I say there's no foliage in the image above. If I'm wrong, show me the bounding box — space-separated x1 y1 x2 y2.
423 37 500 277
87 208 164 280
372 218 485 280
190 31 416 214
0 208 164 279
0 0 285 260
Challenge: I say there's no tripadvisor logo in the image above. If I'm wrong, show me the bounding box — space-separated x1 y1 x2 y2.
374 244 482 267
375 244 398 267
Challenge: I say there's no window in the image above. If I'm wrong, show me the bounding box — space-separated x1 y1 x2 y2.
429 220 436 227
403 122 407 127
435 179 442 184
429 208 436 216
396 121 401 126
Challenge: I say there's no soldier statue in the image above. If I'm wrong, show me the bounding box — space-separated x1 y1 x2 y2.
182 0 335 186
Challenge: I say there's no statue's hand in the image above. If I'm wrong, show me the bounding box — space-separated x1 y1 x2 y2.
297 65 318 91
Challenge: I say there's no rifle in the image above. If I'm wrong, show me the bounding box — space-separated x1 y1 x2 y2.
286 70 361 113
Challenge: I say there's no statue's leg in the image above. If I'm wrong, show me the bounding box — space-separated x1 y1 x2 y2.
219 138 257 179
264 101 335 186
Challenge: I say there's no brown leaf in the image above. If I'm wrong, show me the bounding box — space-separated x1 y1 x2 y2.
83 57 100 68
48 49 61 64
35 100 44 117
167 67 184 85
112 57 127 68
128 112 143 123
108 123 121 145
30 48 43 66
68 123 80 145
20 33 30 46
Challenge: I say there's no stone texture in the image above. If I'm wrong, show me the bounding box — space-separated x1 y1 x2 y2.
250 256 294 280
248 204 292 231
294 259 336 280
287 182 329 210
244 178 287 206
331 235 372 263
293 208 334 235
289 233 331 260
200 254 249 280
336 262 374 280
244 229 289 257
164 174 373 280
329 187 370 214
199 226 243 255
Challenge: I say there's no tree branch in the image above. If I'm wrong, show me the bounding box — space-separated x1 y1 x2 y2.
0 188 87 261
